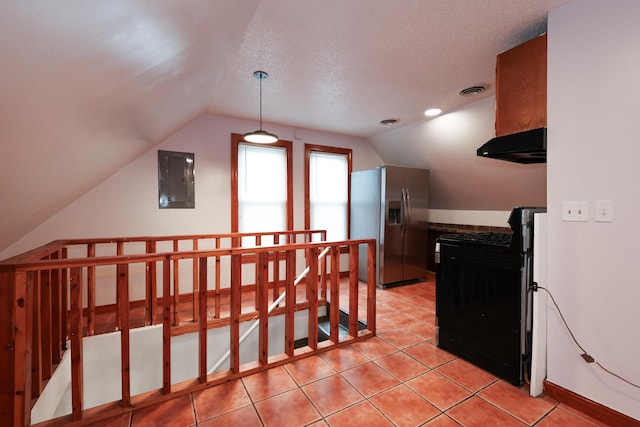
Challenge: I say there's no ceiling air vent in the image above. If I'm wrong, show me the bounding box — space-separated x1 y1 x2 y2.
379 118 399 126
459 85 487 97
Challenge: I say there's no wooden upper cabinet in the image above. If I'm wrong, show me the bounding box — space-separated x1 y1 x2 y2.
495 33 547 136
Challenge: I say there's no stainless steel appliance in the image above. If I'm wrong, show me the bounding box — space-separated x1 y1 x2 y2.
435 207 545 385
350 166 429 288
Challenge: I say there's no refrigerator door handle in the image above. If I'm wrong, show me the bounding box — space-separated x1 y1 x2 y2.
400 188 406 236
404 188 411 237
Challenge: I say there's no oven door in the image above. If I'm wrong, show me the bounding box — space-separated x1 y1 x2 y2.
436 243 523 385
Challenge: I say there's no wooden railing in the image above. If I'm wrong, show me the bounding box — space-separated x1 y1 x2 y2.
0 231 376 426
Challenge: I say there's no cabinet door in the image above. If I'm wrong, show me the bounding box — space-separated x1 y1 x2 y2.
495 34 547 136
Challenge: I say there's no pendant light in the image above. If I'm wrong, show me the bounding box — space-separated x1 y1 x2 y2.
243 70 278 144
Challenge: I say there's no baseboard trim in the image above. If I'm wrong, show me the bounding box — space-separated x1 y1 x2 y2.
543 380 640 427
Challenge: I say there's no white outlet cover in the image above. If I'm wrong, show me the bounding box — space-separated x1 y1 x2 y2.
562 201 572 221
562 201 589 222
574 201 589 222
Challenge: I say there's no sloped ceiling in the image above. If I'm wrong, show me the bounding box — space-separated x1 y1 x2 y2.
0 0 565 253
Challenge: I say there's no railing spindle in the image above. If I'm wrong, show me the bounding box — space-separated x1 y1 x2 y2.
330 246 340 343
145 241 157 326
230 253 241 373
40 269 52 380
31 270 42 399
192 239 199 323
50 251 63 364
258 252 269 365
61 247 68 346
86 243 96 335
115 242 123 331
162 259 171 394
172 240 180 326
285 249 296 356
214 238 221 319
198 257 208 382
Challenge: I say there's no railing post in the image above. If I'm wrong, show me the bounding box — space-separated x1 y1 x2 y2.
0 268 33 427
69 267 84 421
117 263 131 408
367 241 377 333
348 243 359 337
307 247 319 350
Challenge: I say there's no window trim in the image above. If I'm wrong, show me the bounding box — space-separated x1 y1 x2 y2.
231 133 294 234
304 144 352 240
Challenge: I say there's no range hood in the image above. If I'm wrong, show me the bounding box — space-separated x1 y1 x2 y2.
477 127 546 164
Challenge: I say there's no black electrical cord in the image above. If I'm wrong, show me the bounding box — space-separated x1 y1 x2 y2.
534 285 640 389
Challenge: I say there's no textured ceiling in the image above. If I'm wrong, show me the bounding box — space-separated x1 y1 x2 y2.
0 0 566 253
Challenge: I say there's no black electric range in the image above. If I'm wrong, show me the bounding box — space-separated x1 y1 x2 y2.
435 207 545 386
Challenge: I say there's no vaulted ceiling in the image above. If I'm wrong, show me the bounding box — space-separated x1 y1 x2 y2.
0 0 565 253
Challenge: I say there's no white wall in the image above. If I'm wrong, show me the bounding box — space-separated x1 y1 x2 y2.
32 311 311 423
0 114 383 260
547 0 640 419
370 97 547 211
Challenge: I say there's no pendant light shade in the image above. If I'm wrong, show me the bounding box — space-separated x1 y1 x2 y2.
243 71 278 144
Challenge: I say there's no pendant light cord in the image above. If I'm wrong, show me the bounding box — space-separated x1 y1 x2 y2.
258 72 263 130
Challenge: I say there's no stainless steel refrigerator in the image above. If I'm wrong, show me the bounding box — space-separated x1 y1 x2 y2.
350 166 430 288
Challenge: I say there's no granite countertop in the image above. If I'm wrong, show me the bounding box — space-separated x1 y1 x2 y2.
428 222 511 234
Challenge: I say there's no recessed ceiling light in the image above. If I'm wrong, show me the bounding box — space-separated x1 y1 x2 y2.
424 108 442 117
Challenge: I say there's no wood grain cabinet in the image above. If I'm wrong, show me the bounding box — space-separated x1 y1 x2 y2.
495 33 547 136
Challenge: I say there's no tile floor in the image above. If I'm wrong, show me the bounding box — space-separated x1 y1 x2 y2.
90 273 610 427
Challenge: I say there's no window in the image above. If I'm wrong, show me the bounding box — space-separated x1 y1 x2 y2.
231 133 293 245
305 144 352 242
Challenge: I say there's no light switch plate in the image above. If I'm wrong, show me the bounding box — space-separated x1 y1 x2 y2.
595 200 613 222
